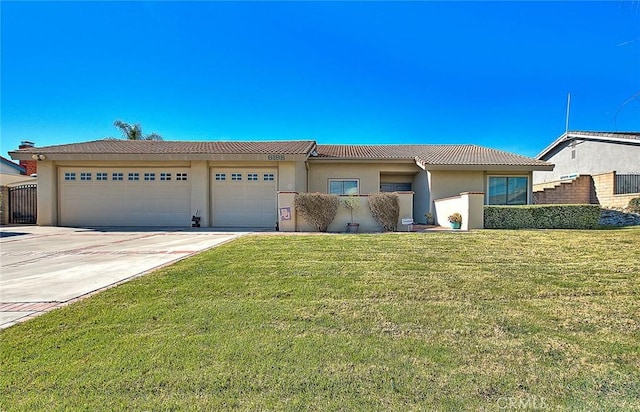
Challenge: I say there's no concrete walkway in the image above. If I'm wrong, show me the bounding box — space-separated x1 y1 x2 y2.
0 226 249 329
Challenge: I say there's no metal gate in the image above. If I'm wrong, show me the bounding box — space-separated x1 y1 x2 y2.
9 184 37 224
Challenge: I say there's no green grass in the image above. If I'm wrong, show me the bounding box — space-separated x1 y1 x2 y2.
2 228 640 411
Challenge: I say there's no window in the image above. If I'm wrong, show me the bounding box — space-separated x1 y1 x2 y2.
329 179 359 195
128 172 140 181
247 173 258 181
160 173 172 181
96 172 108 181
144 173 155 181
80 172 91 181
488 176 528 205
380 183 412 192
232 173 242 181
215 173 226 181
176 173 188 181
64 172 76 181
263 173 275 181
112 172 124 181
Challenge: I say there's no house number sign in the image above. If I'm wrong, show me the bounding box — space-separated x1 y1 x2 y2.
267 154 285 161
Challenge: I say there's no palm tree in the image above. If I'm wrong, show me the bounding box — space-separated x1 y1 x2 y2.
113 120 163 141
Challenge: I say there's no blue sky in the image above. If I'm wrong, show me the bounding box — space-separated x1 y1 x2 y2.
2 1 639 159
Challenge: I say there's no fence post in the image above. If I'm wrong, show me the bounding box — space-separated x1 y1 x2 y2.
0 186 8 225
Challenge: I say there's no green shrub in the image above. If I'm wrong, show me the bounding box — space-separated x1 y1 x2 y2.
628 197 640 213
294 193 339 232
368 192 399 231
484 205 601 229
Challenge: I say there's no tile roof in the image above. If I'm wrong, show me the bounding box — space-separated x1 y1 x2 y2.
11 139 549 167
12 139 317 155
316 144 550 166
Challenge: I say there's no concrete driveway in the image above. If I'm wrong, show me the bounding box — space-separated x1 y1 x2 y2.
0 226 248 329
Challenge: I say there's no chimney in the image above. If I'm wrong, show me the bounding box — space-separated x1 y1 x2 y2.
18 141 38 176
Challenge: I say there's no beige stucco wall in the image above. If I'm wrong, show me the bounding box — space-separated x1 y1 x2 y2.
429 170 485 204
35 159 306 227
429 170 533 210
277 192 414 233
307 162 419 194
433 192 484 230
190 161 210 226
36 161 57 226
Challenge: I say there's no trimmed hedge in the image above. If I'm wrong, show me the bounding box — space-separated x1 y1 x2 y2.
368 192 399 231
484 205 601 229
628 197 640 213
294 193 339 232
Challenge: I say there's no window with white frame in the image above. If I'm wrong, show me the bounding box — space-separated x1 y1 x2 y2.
263 173 274 181
176 173 188 181
80 172 92 181
64 172 76 181
96 172 108 181
231 173 242 181
160 173 172 181
128 172 140 181
487 176 529 205
329 179 359 195
144 173 155 181
112 172 123 181
247 173 258 181
215 173 226 181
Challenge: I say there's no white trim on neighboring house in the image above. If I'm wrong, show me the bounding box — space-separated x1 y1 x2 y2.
536 131 640 160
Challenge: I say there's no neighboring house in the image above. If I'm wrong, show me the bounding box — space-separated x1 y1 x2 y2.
9 139 552 229
0 155 36 226
0 156 26 176
534 131 640 183
533 131 640 208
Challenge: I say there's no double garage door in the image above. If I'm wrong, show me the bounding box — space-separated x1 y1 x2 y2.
59 167 192 227
58 167 277 227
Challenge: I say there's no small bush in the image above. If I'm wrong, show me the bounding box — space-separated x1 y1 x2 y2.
369 192 399 231
484 204 601 229
628 197 640 213
294 193 339 232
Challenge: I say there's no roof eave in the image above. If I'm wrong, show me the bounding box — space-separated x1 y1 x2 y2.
536 131 640 159
425 164 554 172
308 157 416 163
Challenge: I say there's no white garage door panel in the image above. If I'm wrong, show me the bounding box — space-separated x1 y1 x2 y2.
59 168 191 227
212 168 277 227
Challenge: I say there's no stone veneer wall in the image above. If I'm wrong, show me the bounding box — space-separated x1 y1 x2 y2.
533 172 640 209
532 175 595 205
592 171 640 209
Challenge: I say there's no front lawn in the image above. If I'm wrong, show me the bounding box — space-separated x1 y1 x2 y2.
2 229 639 411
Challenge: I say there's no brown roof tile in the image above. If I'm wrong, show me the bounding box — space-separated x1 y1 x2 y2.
13 139 317 155
12 139 549 167
316 144 549 166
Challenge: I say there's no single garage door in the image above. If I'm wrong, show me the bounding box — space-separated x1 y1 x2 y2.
211 168 277 227
59 167 191 227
